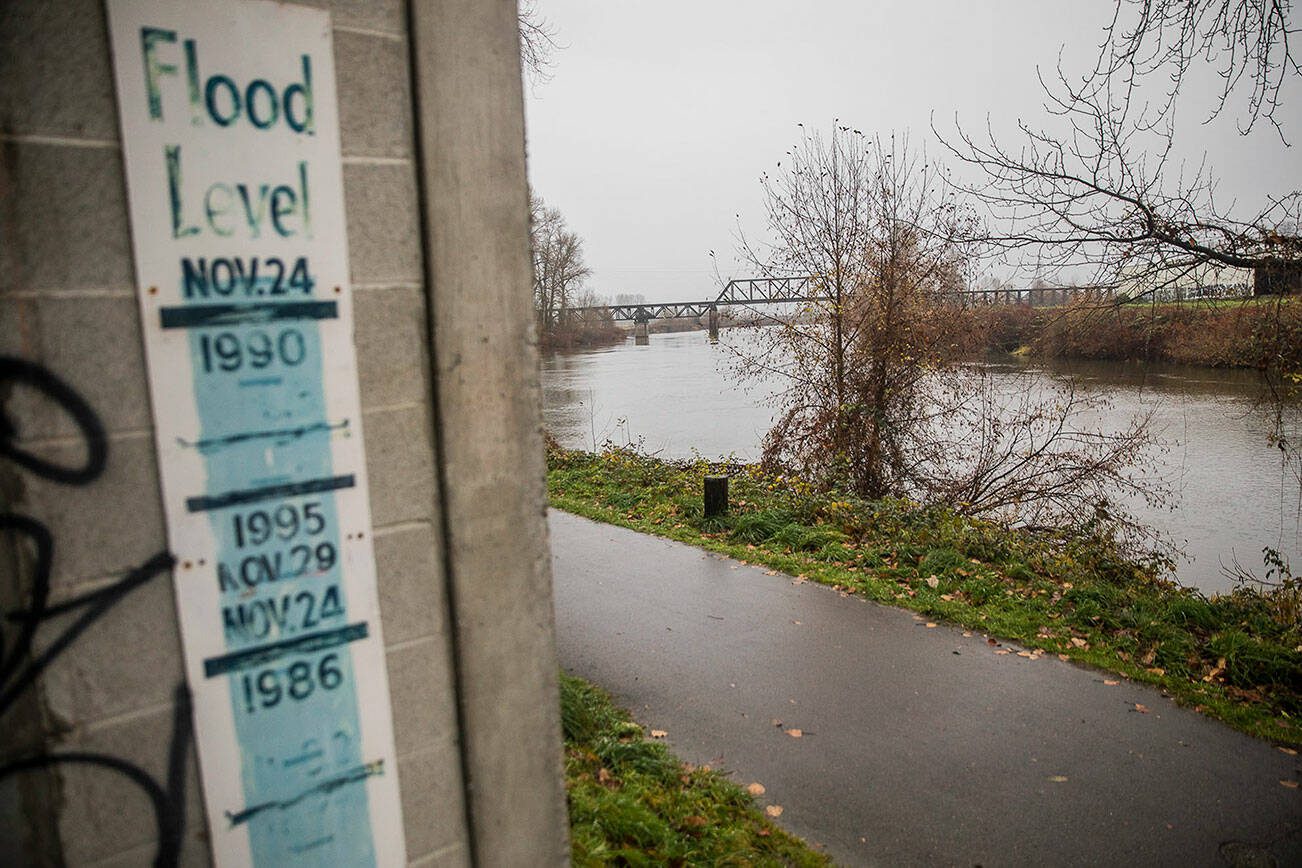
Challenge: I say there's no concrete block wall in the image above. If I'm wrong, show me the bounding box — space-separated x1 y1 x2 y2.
0 0 565 865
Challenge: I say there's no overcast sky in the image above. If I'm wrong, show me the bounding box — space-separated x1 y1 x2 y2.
524 1 1300 304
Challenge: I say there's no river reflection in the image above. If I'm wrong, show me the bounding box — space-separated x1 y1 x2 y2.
541 330 1301 595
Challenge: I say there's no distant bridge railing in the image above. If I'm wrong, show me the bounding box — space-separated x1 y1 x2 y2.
561 278 1255 326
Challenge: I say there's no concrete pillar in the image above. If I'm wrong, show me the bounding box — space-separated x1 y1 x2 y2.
407 1 568 864
707 306 719 343
634 321 650 345
0 0 566 865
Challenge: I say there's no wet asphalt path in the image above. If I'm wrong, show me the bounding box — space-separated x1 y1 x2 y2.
549 510 1301 866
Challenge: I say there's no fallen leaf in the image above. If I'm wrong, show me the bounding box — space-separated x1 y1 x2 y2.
1103 680 1120 686
1134 703 1149 714
747 782 766 796
1281 780 1299 789
962 631 973 638
1070 637 1088 648
1146 667 1166 676
791 619 802 625
682 815 708 829
785 728 803 738
925 622 938 628
995 649 1011 655
650 729 668 738
1058 654 1071 662
1017 651 1034 658
764 570 778 576
1278 747 1298 756
926 575 940 589
765 805 784 818
940 594 954 601
597 767 613 785
1047 775 1069 783
758 828 771 837
987 638 999 646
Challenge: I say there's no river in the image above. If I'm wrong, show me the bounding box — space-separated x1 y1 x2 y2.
541 329 1301 596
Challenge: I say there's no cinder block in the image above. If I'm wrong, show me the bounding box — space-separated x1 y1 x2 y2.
335 30 412 159
354 286 430 411
0 0 119 141
362 405 435 528
0 296 150 441
90 833 213 868
397 748 470 866
34 570 183 728
0 296 37 357
0 142 133 294
424 843 473 868
374 523 446 647
54 702 207 866
384 638 459 760
296 0 406 35
18 433 168 592
343 163 422 287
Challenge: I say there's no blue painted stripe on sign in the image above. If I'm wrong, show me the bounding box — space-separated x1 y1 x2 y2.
187 290 376 864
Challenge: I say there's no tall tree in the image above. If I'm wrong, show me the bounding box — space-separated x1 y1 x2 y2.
530 195 592 343
732 126 1159 534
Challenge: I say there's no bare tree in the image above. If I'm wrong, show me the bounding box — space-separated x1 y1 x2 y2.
732 128 964 496
518 1 560 84
939 0 1302 479
730 126 1162 533
1089 0 1299 138
530 194 591 344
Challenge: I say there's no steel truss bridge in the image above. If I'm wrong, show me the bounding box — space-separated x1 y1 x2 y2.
562 276 819 325
560 277 1136 331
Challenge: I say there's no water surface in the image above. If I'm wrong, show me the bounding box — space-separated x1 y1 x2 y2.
542 330 1301 595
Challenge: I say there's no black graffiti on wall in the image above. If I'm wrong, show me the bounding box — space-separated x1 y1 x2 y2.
0 356 187 868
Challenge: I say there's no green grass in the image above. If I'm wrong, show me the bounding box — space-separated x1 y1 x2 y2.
548 444 1302 747
561 674 830 866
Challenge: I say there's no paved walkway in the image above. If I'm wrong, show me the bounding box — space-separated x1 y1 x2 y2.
549 511 1301 866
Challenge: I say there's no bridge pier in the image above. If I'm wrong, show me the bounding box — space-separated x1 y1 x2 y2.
634 321 649 345
707 306 719 343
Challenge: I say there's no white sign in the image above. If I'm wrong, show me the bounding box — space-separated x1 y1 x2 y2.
107 2 406 864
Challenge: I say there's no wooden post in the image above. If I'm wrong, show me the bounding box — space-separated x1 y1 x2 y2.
704 475 728 517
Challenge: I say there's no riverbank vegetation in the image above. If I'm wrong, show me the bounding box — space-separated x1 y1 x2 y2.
965 296 1302 371
531 194 626 351
547 444 1302 746
561 673 828 866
